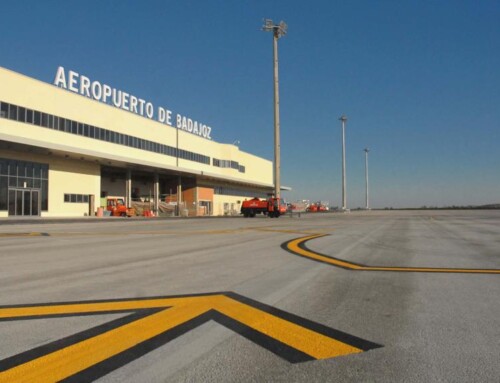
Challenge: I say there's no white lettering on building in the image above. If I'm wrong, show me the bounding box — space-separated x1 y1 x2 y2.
54 66 67 88
91 81 102 100
68 71 79 92
80 75 91 97
53 66 214 140
174 113 212 139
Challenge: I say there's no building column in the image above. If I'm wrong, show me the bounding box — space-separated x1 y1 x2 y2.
153 173 159 215
176 176 182 216
194 186 198 217
125 169 132 208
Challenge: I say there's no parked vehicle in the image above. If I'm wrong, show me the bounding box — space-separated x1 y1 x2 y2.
241 197 286 218
307 201 330 212
106 197 136 217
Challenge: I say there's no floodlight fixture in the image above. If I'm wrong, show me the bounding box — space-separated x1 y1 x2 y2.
262 19 287 38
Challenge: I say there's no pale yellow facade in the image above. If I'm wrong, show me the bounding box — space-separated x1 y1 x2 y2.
0 66 275 217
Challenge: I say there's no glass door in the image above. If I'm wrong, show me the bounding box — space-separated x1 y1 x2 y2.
8 188 40 216
8 189 15 216
31 190 40 216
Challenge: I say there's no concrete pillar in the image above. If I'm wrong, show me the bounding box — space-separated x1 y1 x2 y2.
194 186 198 216
89 194 95 216
126 169 132 208
153 173 159 214
176 176 182 216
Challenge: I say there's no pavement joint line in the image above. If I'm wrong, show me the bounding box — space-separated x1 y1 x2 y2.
282 234 500 274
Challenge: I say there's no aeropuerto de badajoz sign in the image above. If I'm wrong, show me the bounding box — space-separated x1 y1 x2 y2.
53 66 212 140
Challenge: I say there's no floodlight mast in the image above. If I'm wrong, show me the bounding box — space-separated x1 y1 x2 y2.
339 115 348 210
262 19 287 199
364 148 370 210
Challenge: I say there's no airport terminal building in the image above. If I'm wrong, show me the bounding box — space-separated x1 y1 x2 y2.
0 66 276 217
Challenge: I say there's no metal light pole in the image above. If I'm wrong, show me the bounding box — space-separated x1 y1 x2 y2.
339 115 348 210
364 148 370 210
263 19 287 199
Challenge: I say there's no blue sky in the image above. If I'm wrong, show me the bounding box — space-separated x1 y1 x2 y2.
1 1 499 208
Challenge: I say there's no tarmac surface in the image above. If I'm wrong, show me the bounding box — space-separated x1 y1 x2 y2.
0 210 499 382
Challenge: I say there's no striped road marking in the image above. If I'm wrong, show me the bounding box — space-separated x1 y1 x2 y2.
0 292 380 382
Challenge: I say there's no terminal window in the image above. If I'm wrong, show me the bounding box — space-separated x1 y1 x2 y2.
64 194 89 203
0 100 211 166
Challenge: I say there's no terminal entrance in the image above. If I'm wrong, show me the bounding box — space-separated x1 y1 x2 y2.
0 157 48 217
8 188 40 216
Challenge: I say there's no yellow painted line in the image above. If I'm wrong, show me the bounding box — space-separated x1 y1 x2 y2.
0 233 48 237
0 296 358 360
214 295 361 359
0 293 377 381
286 234 500 274
0 303 207 383
0 296 194 320
287 235 364 270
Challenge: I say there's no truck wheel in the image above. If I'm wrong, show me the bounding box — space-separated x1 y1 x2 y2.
121 212 126 217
